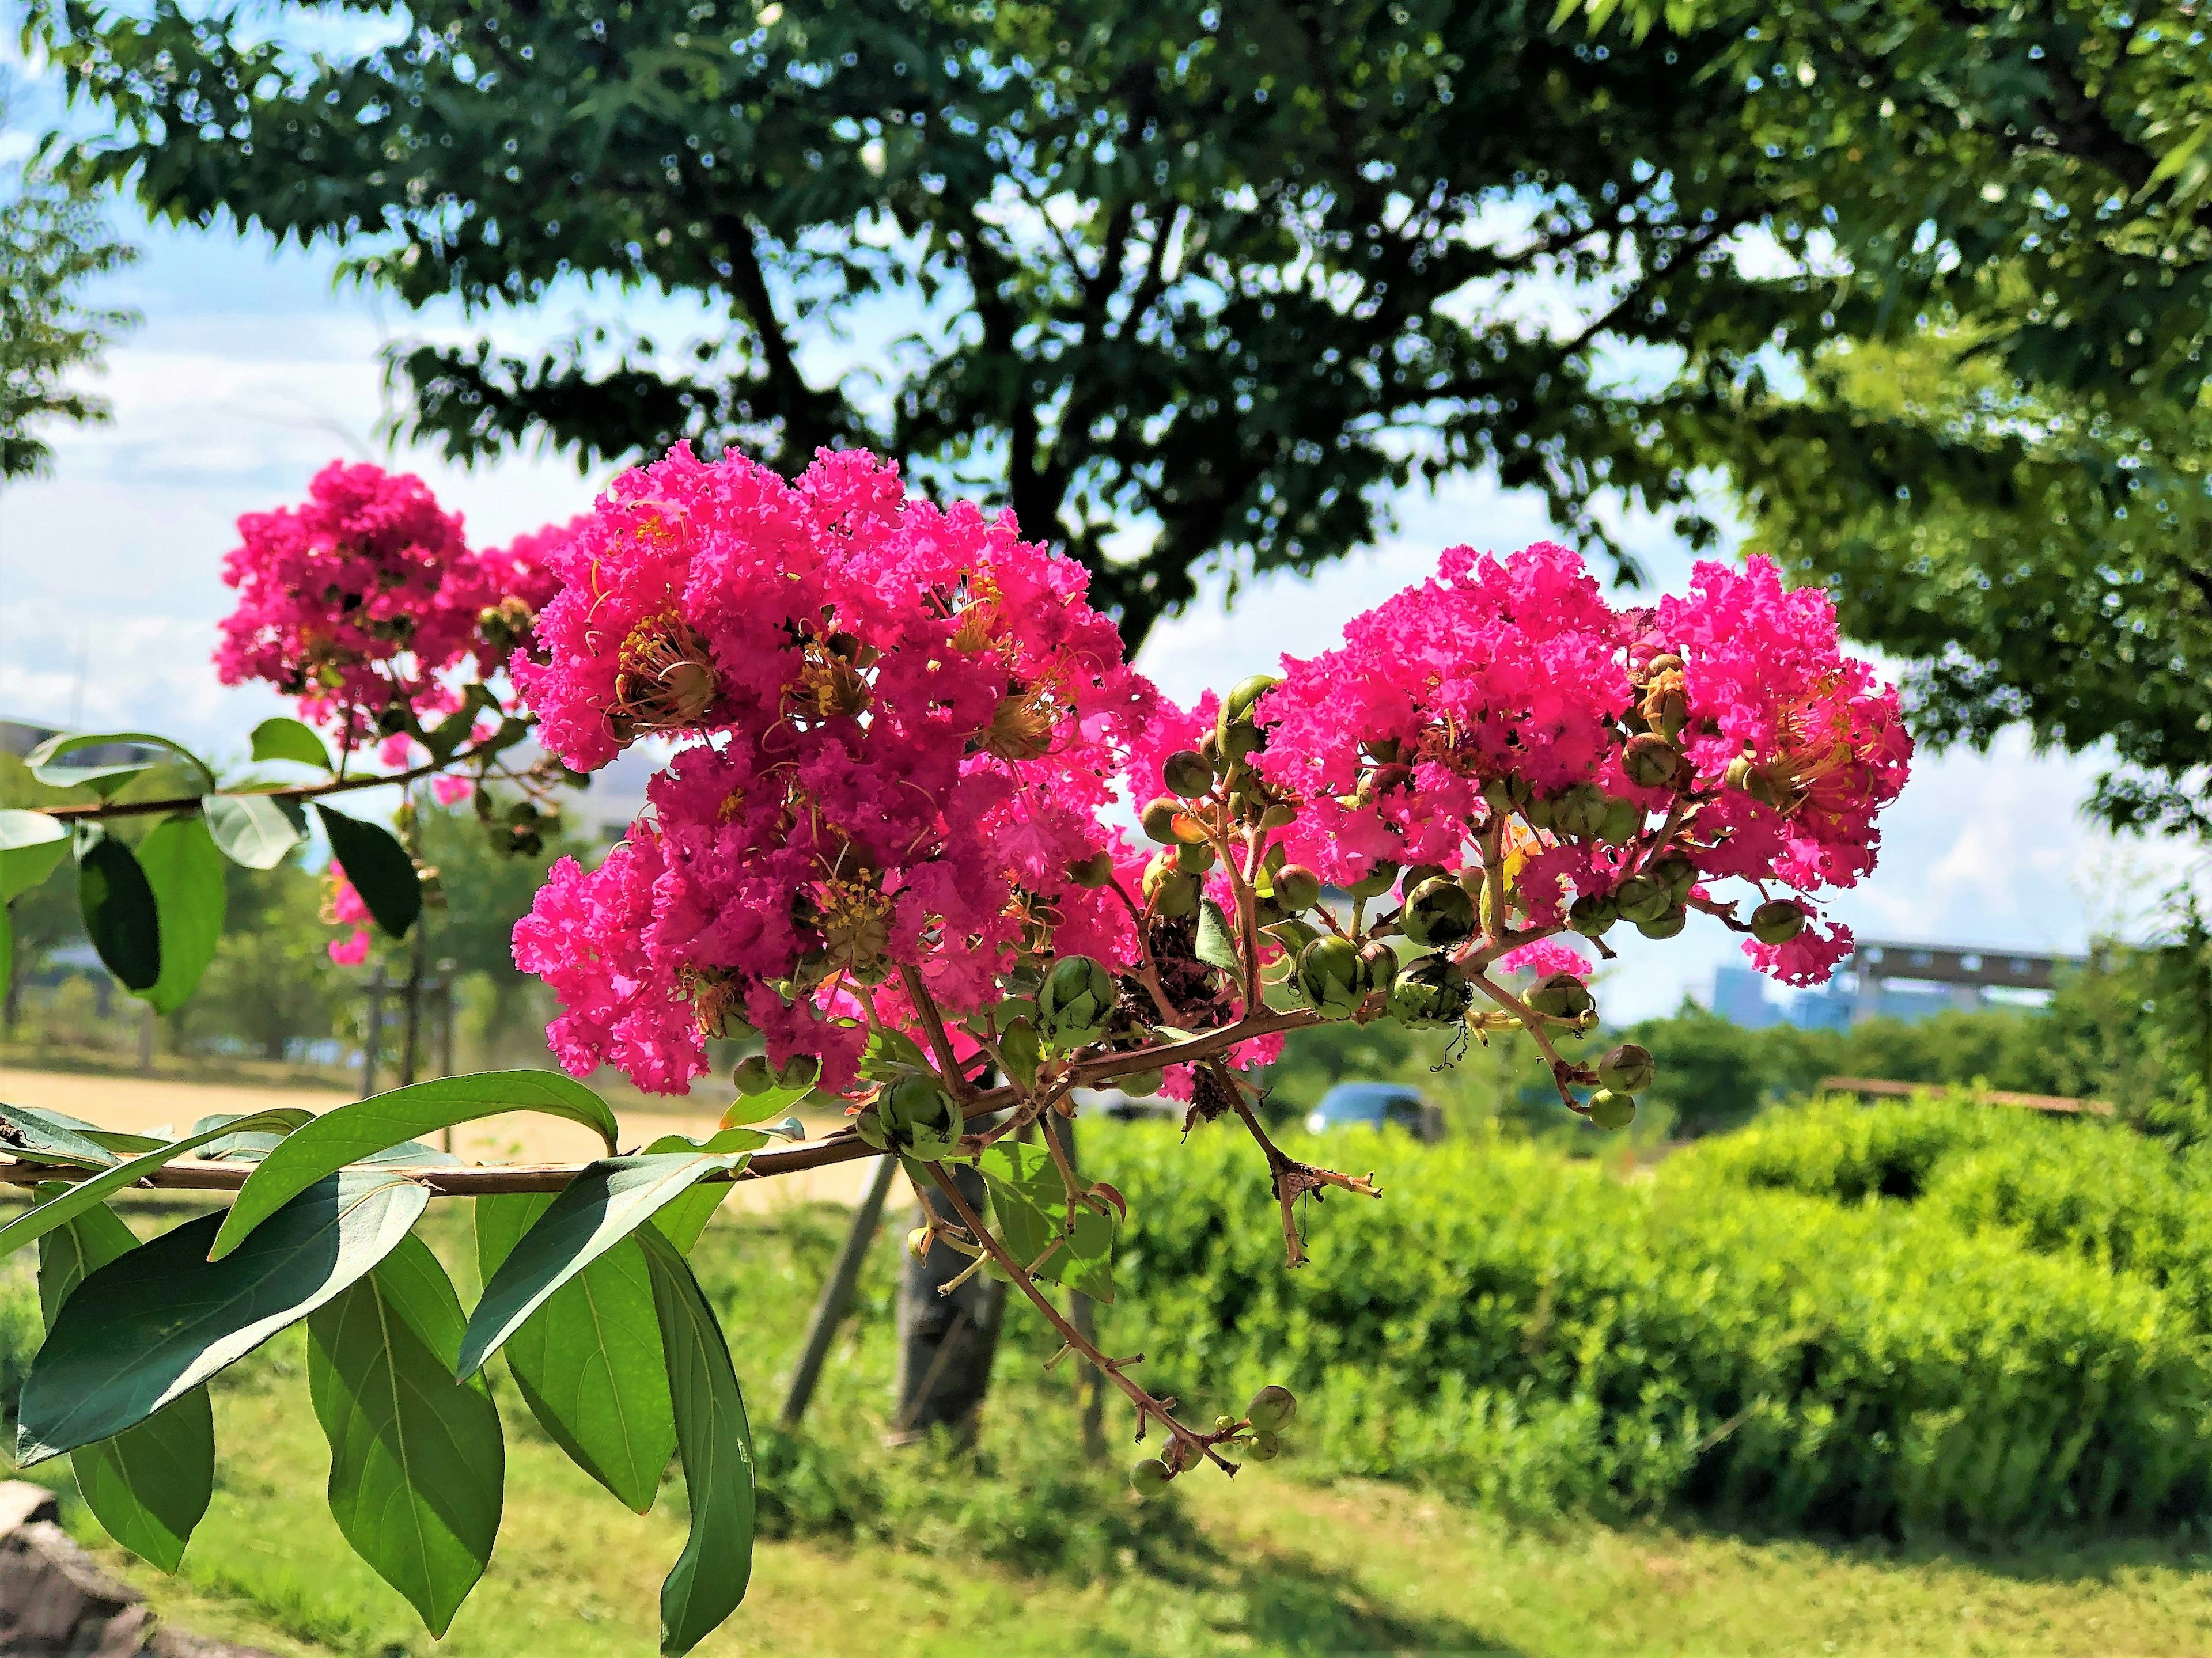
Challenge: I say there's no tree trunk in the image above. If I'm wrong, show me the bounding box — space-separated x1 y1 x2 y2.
889 1160 1006 1445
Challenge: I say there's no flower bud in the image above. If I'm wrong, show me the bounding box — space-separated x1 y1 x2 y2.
1296 934 1373 1020
1199 728 1224 769
1725 754 1756 793
1598 797 1642 846
1647 848 1696 900
1164 749 1215 799
1480 775 1528 814
1345 859 1400 900
1402 877 1477 948
1218 671 1281 735
1359 940 1401 1000
1552 783 1609 840
1750 899 1807 945
1246 1384 1298 1432
854 1106 892 1151
1586 1088 1637 1131
1399 863 1448 898
1258 802 1298 829
1597 1042 1656 1095
1644 651 1686 678
1524 793 1555 830
1388 954 1473 1028
883 1072 959 1152
1527 972 1594 1020
1176 840 1217 874
1037 954 1119 1048
1152 866 1200 917
1623 733 1683 789
906 1226 932 1260
1223 722 1267 760
1273 864 1323 912
1636 906 1687 940
1567 892 1619 937
1613 874 1672 925
1129 1458 1173 1494
1245 1429 1282 1462
1067 851 1117 889
1140 796 1185 844
732 1054 775 1095
1162 1436 1200 1475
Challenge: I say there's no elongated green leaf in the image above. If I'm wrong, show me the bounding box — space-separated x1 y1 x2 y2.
1195 897 1243 977
637 1226 755 1657
6 1104 162 1157
477 1194 674 1514
0 810 69 901
17 1170 429 1463
0 1101 123 1169
314 806 421 939
645 1128 771 1255
36 1194 214 1574
78 832 161 992
0 913 10 1016
28 731 213 796
213 1072 619 1259
138 815 225 1014
457 1151 749 1378
249 716 333 772
0 1108 312 1262
308 1232 503 1636
202 793 302 870
978 1139 1118 1304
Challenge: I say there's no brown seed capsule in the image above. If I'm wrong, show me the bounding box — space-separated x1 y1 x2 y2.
1623 733 1682 789
1273 864 1323 912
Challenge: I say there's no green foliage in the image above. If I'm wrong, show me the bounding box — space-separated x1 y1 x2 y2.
313 807 421 940
1093 1122 2212 1537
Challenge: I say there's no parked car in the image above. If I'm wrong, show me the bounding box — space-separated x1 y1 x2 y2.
1305 1082 1443 1141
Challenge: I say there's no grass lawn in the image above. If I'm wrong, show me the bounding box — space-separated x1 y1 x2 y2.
21 1198 2212 1657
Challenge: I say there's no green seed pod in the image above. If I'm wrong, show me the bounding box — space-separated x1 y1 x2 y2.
1524 793 1555 830
1402 877 1478 948
1262 841 1290 876
1567 892 1619 938
1614 874 1672 925
1345 859 1400 900
1274 864 1323 912
1296 934 1373 1019
1597 1042 1656 1095
1597 796 1642 846
1636 906 1687 940
1360 940 1401 1000
883 1072 955 1136
1388 954 1474 1028
1751 899 1807 946
1259 802 1298 829
1219 671 1282 733
1623 732 1683 789
1223 722 1267 760
1552 782 1609 840
1265 917 1322 954
905 1226 932 1259
732 1054 775 1095
1648 848 1696 900
854 1107 892 1151
1587 1088 1637 1131
1526 972 1594 1020
1245 1429 1282 1462
1724 754 1756 793
1037 953 1119 1048
1154 870 1200 917
1246 1384 1298 1432
1129 1458 1173 1494
1140 796 1184 844
1067 851 1117 888
774 1054 821 1092
1397 862 1449 898
1118 1067 1165 1097
1176 840 1217 874
1163 749 1215 799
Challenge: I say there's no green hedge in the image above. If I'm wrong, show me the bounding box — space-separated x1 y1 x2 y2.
1093 1123 2212 1538
1679 1095 2212 1327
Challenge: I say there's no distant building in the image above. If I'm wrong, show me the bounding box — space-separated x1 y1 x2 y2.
1 715 170 772
1706 939 2086 1030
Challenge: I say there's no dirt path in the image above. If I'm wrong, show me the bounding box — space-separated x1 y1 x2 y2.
0 1065 904 1214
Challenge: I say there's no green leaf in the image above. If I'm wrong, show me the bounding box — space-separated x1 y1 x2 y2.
314 805 421 939
0 1108 312 1262
636 1226 755 1657
36 1193 214 1574
249 716 334 772
457 1151 751 1378
0 913 10 1016
17 1170 430 1463
137 816 225 1014
213 1071 619 1260
858 1026 930 1080
718 1082 815 1129
1195 898 1243 976
0 1102 124 1169
997 1015 1040 1091
78 831 161 993
0 810 70 901
643 1128 771 1255
476 1194 675 1514
202 793 302 870
977 1140 1118 1304
307 1231 503 1636
28 731 214 796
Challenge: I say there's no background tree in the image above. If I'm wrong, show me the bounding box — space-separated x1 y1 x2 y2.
1 92 134 481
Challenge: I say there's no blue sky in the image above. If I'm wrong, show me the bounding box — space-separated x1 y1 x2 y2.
2 65 2192 1023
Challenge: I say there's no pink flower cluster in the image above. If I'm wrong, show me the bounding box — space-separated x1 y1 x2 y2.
512 444 1158 1094
323 865 372 966
216 462 564 750
1236 544 1908 985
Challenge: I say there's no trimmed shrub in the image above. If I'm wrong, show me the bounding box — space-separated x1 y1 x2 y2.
1093 1122 2212 1538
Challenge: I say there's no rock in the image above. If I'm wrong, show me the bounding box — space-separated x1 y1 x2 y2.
0 1484 60 1534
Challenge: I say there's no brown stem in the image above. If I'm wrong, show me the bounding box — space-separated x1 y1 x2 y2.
898 964 972 1101
1468 970 1586 1112
1225 1079 1380 1268
925 1162 1233 1474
